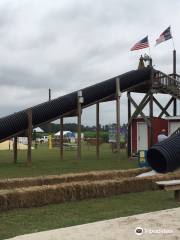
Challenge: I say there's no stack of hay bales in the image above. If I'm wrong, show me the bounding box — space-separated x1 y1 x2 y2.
0 140 28 150
0 169 180 211
0 168 150 190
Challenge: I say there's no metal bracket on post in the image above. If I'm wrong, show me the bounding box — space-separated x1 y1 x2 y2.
116 77 121 154
77 90 84 160
27 108 32 165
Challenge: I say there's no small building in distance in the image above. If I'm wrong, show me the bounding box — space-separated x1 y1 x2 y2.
131 117 168 155
131 116 180 155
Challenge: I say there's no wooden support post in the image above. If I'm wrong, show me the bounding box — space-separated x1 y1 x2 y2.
173 49 176 76
27 109 32 165
127 90 152 156
48 88 52 149
60 117 64 160
175 190 180 202
96 102 100 159
77 91 83 160
127 92 131 157
173 100 177 116
149 90 154 147
116 78 121 153
13 136 18 164
173 50 177 116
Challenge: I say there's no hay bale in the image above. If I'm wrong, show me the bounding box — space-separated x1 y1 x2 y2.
0 168 150 190
0 170 180 211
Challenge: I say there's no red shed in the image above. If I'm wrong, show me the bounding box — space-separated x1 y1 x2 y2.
131 117 168 155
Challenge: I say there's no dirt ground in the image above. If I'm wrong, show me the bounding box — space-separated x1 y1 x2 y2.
7 207 180 240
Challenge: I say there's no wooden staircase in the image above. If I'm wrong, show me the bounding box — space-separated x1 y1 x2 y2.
153 71 180 99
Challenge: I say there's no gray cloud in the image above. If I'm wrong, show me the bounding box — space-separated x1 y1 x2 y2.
0 0 179 124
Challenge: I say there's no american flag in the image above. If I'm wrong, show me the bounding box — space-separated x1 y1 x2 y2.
130 36 149 51
156 26 172 45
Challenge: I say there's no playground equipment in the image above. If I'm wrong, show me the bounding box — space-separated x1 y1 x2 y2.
0 52 179 167
0 67 152 163
147 127 180 173
0 68 151 142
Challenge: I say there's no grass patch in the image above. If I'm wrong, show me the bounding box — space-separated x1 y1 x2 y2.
0 144 136 179
0 190 179 239
0 144 179 239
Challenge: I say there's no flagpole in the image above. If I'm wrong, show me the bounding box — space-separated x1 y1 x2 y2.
172 37 175 50
148 47 151 57
171 25 177 116
170 25 175 50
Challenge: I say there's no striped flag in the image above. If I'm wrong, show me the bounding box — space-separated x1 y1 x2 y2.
156 26 172 46
130 36 149 51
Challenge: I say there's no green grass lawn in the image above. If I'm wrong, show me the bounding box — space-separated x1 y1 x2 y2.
0 191 179 239
0 144 179 239
0 143 137 179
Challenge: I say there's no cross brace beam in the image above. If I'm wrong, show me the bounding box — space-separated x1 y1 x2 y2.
153 96 170 117
127 91 151 127
158 97 174 118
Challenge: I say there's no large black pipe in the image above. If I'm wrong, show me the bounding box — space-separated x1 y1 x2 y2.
147 132 180 173
0 67 152 142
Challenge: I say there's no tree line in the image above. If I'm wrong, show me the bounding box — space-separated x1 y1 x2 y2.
40 123 127 133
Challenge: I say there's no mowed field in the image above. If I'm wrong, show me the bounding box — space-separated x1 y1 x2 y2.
0 143 179 239
0 143 135 179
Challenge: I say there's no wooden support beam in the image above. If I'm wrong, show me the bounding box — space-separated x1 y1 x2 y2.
127 92 131 157
27 109 32 165
173 99 177 116
173 49 176 76
96 103 100 159
153 96 170 116
127 92 151 127
149 91 154 147
158 97 174 118
13 137 18 164
116 78 121 153
173 50 177 116
48 88 52 149
77 91 83 160
175 190 180 201
60 117 64 160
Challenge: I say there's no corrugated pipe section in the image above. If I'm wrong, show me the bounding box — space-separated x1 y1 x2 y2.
0 68 152 141
147 132 180 173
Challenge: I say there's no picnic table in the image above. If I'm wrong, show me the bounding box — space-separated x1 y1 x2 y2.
156 180 180 201
63 143 77 151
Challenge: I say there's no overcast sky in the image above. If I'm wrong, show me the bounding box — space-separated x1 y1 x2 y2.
0 0 179 126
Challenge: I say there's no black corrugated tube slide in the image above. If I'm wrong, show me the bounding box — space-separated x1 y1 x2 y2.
147 132 180 173
0 68 152 142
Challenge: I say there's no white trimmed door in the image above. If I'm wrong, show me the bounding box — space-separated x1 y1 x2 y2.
137 122 148 151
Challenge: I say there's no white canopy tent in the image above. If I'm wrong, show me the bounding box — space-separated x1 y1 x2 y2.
33 127 44 133
54 131 72 136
